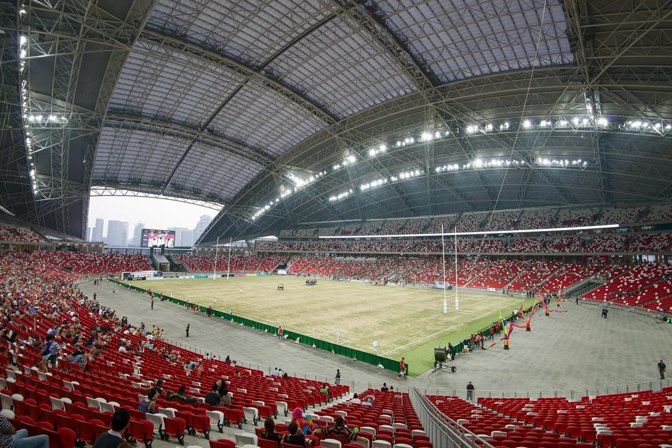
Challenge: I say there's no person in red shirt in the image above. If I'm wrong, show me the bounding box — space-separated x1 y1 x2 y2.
399 357 406 379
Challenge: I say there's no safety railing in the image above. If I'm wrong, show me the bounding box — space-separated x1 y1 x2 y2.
409 386 495 448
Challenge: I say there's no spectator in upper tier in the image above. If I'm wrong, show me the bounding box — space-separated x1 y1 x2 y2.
204 385 221 406
138 388 159 414
213 378 231 406
291 408 315 435
282 422 306 448
314 416 359 442
168 385 197 403
261 417 282 445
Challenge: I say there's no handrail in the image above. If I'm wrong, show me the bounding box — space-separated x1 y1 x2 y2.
415 378 671 401
409 386 495 448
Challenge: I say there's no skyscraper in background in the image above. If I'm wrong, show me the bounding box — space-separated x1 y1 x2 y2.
194 215 212 243
169 227 194 247
107 220 128 246
130 223 144 246
92 218 104 242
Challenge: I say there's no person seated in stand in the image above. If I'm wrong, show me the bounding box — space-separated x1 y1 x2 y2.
93 409 130 448
350 393 361 404
291 408 315 435
204 385 221 406
282 422 307 448
142 379 164 397
319 383 331 402
67 344 87 370
261 417 282 446
213 378 231 406
0 415 49 448
380 382 389 392
167 385 197 403
314 416 359 442
138 388 159 414
361 396 374 407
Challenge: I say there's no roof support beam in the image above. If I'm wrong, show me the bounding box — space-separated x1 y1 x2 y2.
335 0 519 204
140 29 339 125
104 113 273 168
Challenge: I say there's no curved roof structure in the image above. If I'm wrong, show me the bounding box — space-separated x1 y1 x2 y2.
1 0 671 242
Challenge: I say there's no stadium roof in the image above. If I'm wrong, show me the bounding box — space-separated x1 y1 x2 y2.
1 0 671 243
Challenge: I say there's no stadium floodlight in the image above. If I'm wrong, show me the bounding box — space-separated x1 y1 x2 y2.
522 119 532 129
319 223 620 239
597 117 609 127
421 131 433 141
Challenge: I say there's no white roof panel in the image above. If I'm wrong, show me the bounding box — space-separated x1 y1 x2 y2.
265 17 417 118
209 80 327 157
109 40 246 127
167 143 263 200
376 0 574 82
92 127 189 186
148 0 334 66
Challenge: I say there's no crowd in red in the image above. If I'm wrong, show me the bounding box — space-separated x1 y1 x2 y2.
429 392 672 448
173 255 284 274
256 232 672 255
0 224 44 243
278 204 672 239
0 252 351 448
32 251 152 275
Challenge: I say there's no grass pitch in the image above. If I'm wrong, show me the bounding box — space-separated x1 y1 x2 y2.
141 276 534 374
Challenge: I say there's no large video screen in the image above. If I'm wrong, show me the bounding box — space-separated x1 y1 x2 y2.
141 229 176 248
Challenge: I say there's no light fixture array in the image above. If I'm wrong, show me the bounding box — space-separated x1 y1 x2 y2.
328 189 353 202
17 31 38 196
18 24 71 197
248 117 670 221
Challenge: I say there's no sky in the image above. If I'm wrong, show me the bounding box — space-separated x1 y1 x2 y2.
87 193 221 235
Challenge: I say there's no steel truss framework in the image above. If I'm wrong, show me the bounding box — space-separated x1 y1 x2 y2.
0 0 670 242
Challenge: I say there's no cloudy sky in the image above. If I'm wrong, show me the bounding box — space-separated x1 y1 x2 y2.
87 193 221 236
